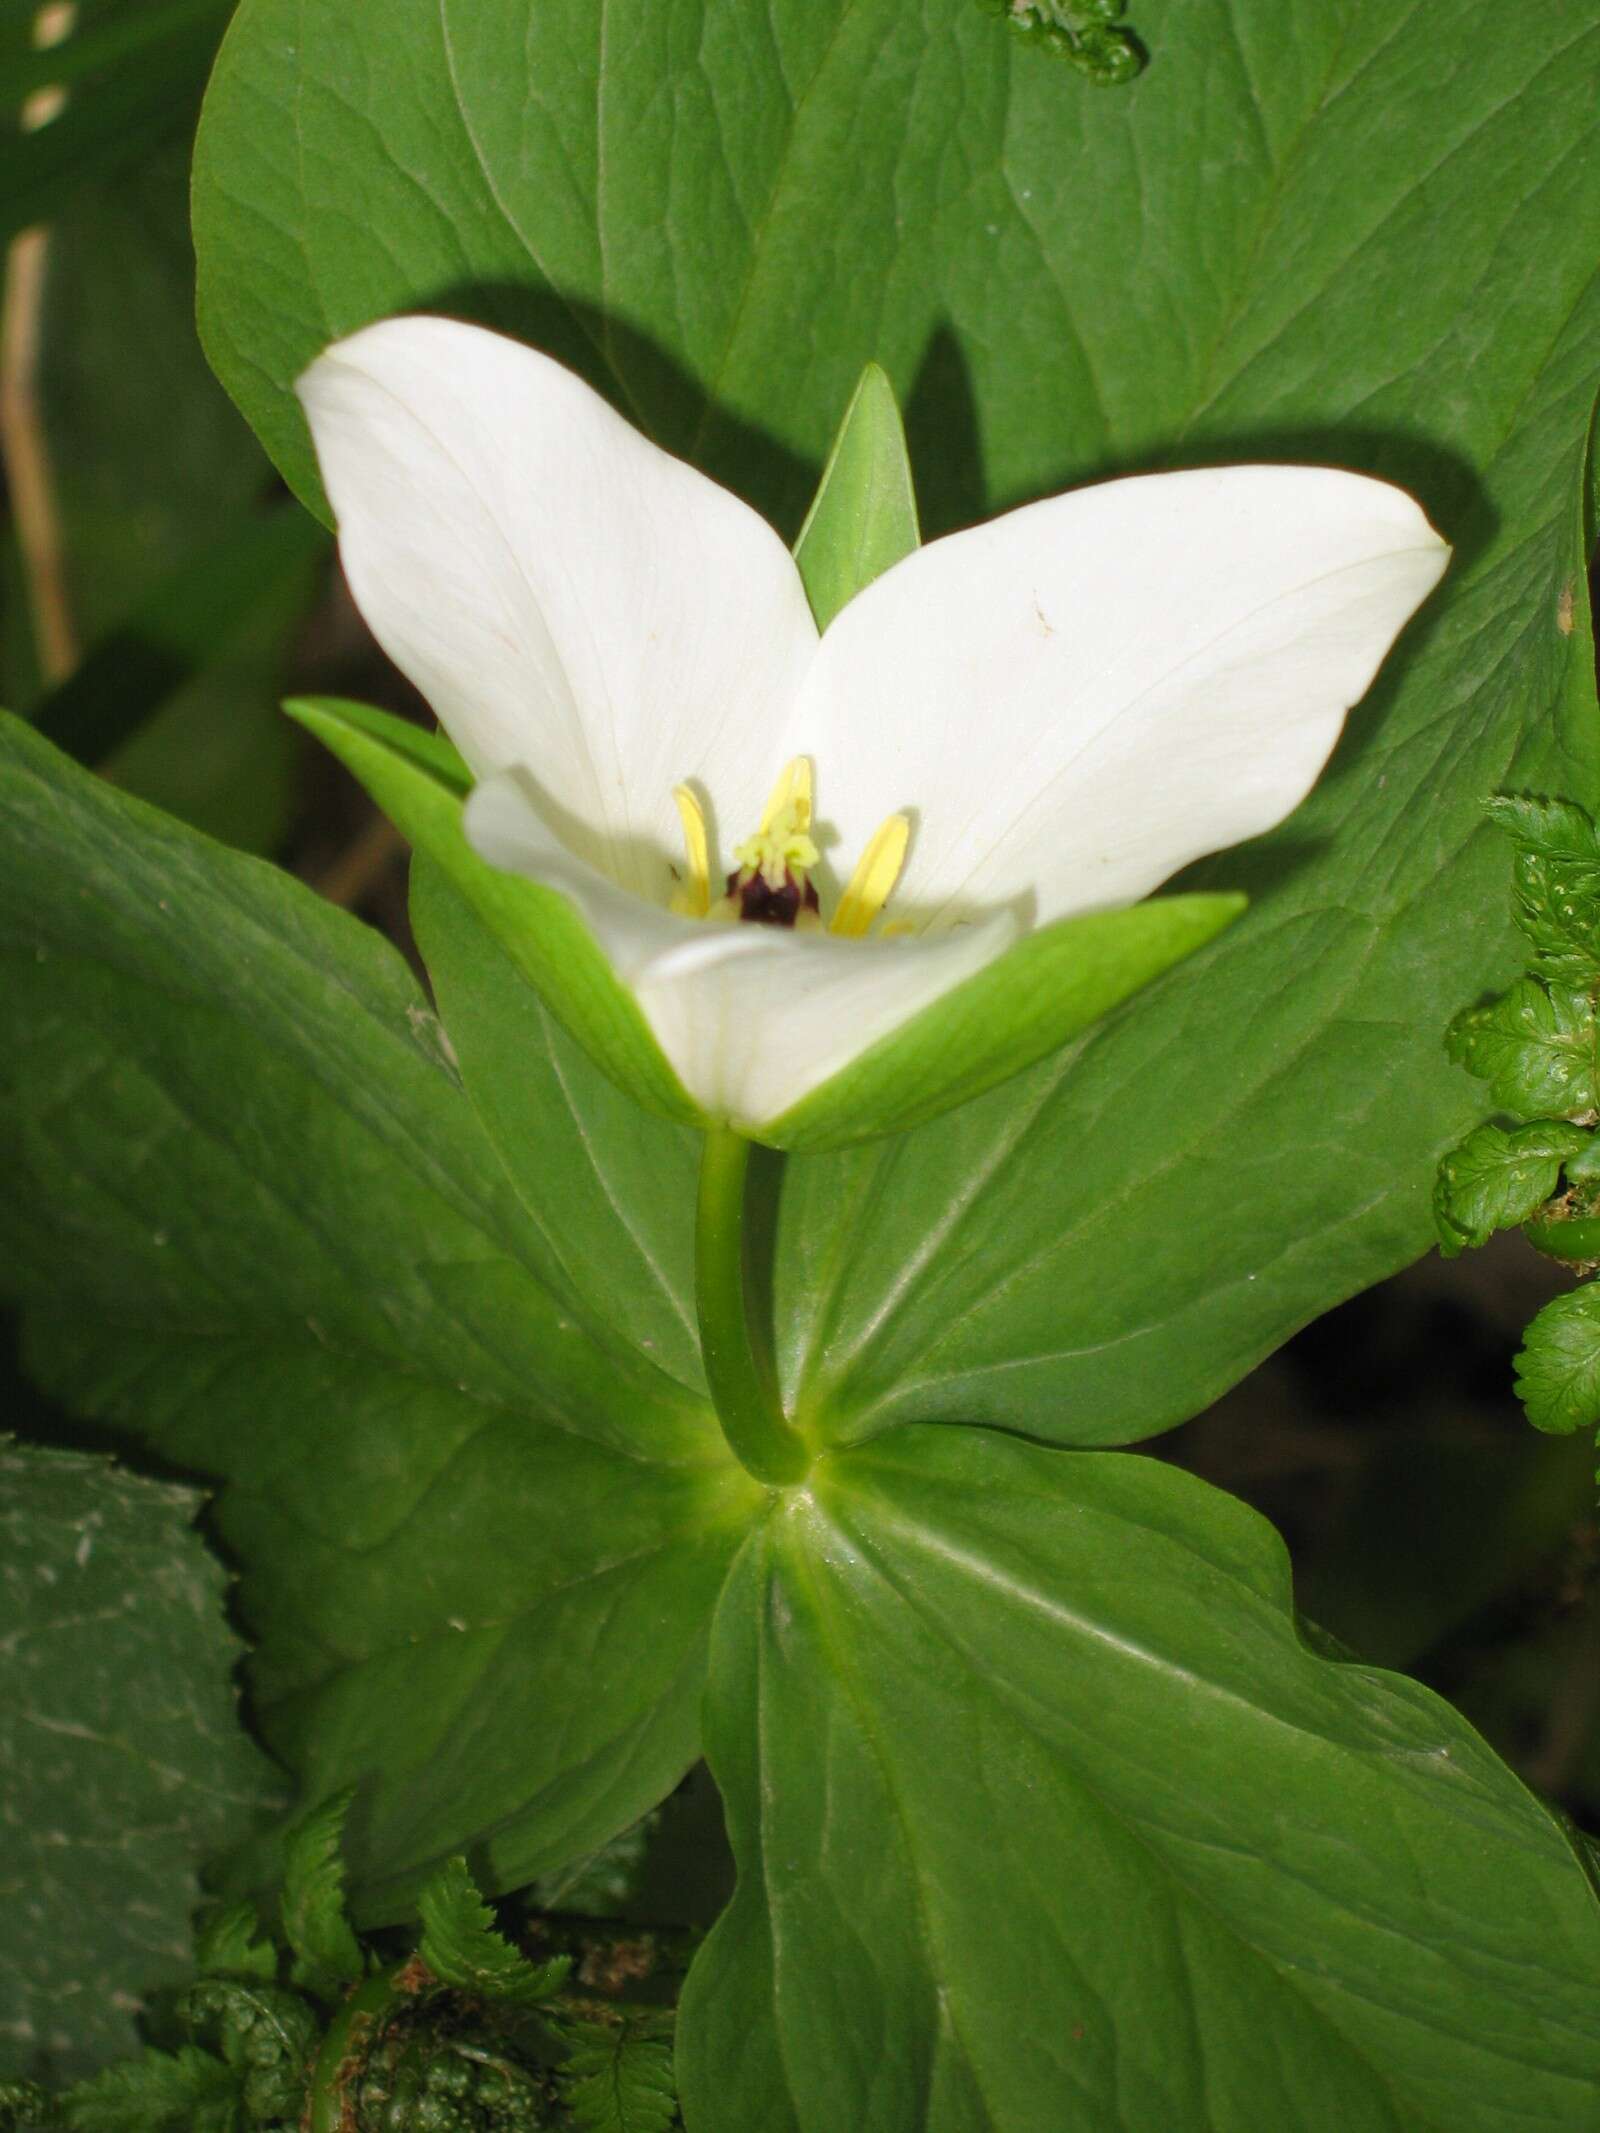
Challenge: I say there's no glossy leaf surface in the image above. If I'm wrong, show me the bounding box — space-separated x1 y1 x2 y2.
0 716 754 1922
681 1427 1600 2131
194 0 1600 1441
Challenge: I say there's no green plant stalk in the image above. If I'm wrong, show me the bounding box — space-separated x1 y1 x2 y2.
695 1127 810 1486
305 1963 416 2133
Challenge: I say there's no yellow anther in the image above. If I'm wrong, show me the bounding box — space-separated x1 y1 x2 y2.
670 783 711 917
760 757 813 836
830 813 910 938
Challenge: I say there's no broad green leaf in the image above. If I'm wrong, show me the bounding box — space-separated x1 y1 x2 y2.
793 363 920 632
1515 1284 1600 1438
195 0 1600 1440
279 1794 363 1996
1447 978 1600 1122
409 859 704 1396
0 716 758 1923
0 1441 281 2084
416 1856 569 2003
766 892 1244 1149
1433 1119 1589 1257
681 1427 1600 2131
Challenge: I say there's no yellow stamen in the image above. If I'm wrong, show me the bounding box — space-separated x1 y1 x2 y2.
830 813 910 938
760 757 813 836
671 783 711 917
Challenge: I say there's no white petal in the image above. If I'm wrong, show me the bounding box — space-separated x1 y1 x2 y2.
297 317 818 901
467 771 1016 1129
789 465 1448 927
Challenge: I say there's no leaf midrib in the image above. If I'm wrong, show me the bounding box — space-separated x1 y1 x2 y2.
819 1477 1599 2120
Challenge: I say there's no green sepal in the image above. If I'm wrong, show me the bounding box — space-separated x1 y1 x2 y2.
1515 1284 1600 1436
416 1856 572 2004
1432 1119 1589 1257
761 893 1246 1152
285 696 703 1127
793 362 920 632
1446 975 1600 1120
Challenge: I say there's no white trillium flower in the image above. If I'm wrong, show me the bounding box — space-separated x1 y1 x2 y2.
296 316 1448 1141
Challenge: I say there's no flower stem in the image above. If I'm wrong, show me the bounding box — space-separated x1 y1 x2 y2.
696 1126 810 1486
305 1962 417 2133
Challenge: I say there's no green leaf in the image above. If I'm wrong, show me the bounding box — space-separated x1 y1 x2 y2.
193 0 1600 1440
1433 1119 1589 1256
408 856 705 1407
0 716 758 1923
1447 977 1600 1121
279 1794 364 1996
1486 794 1600 982
417 1857 570 2004
793 363 919 632
561 2024 678 2133
765 892 1245 1150
192 1904 277 1985
681 1428 1600 2130
1515 1284 1600 1437
286 697 702 1129
63 2046 242 2133
0 1440 280 2084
